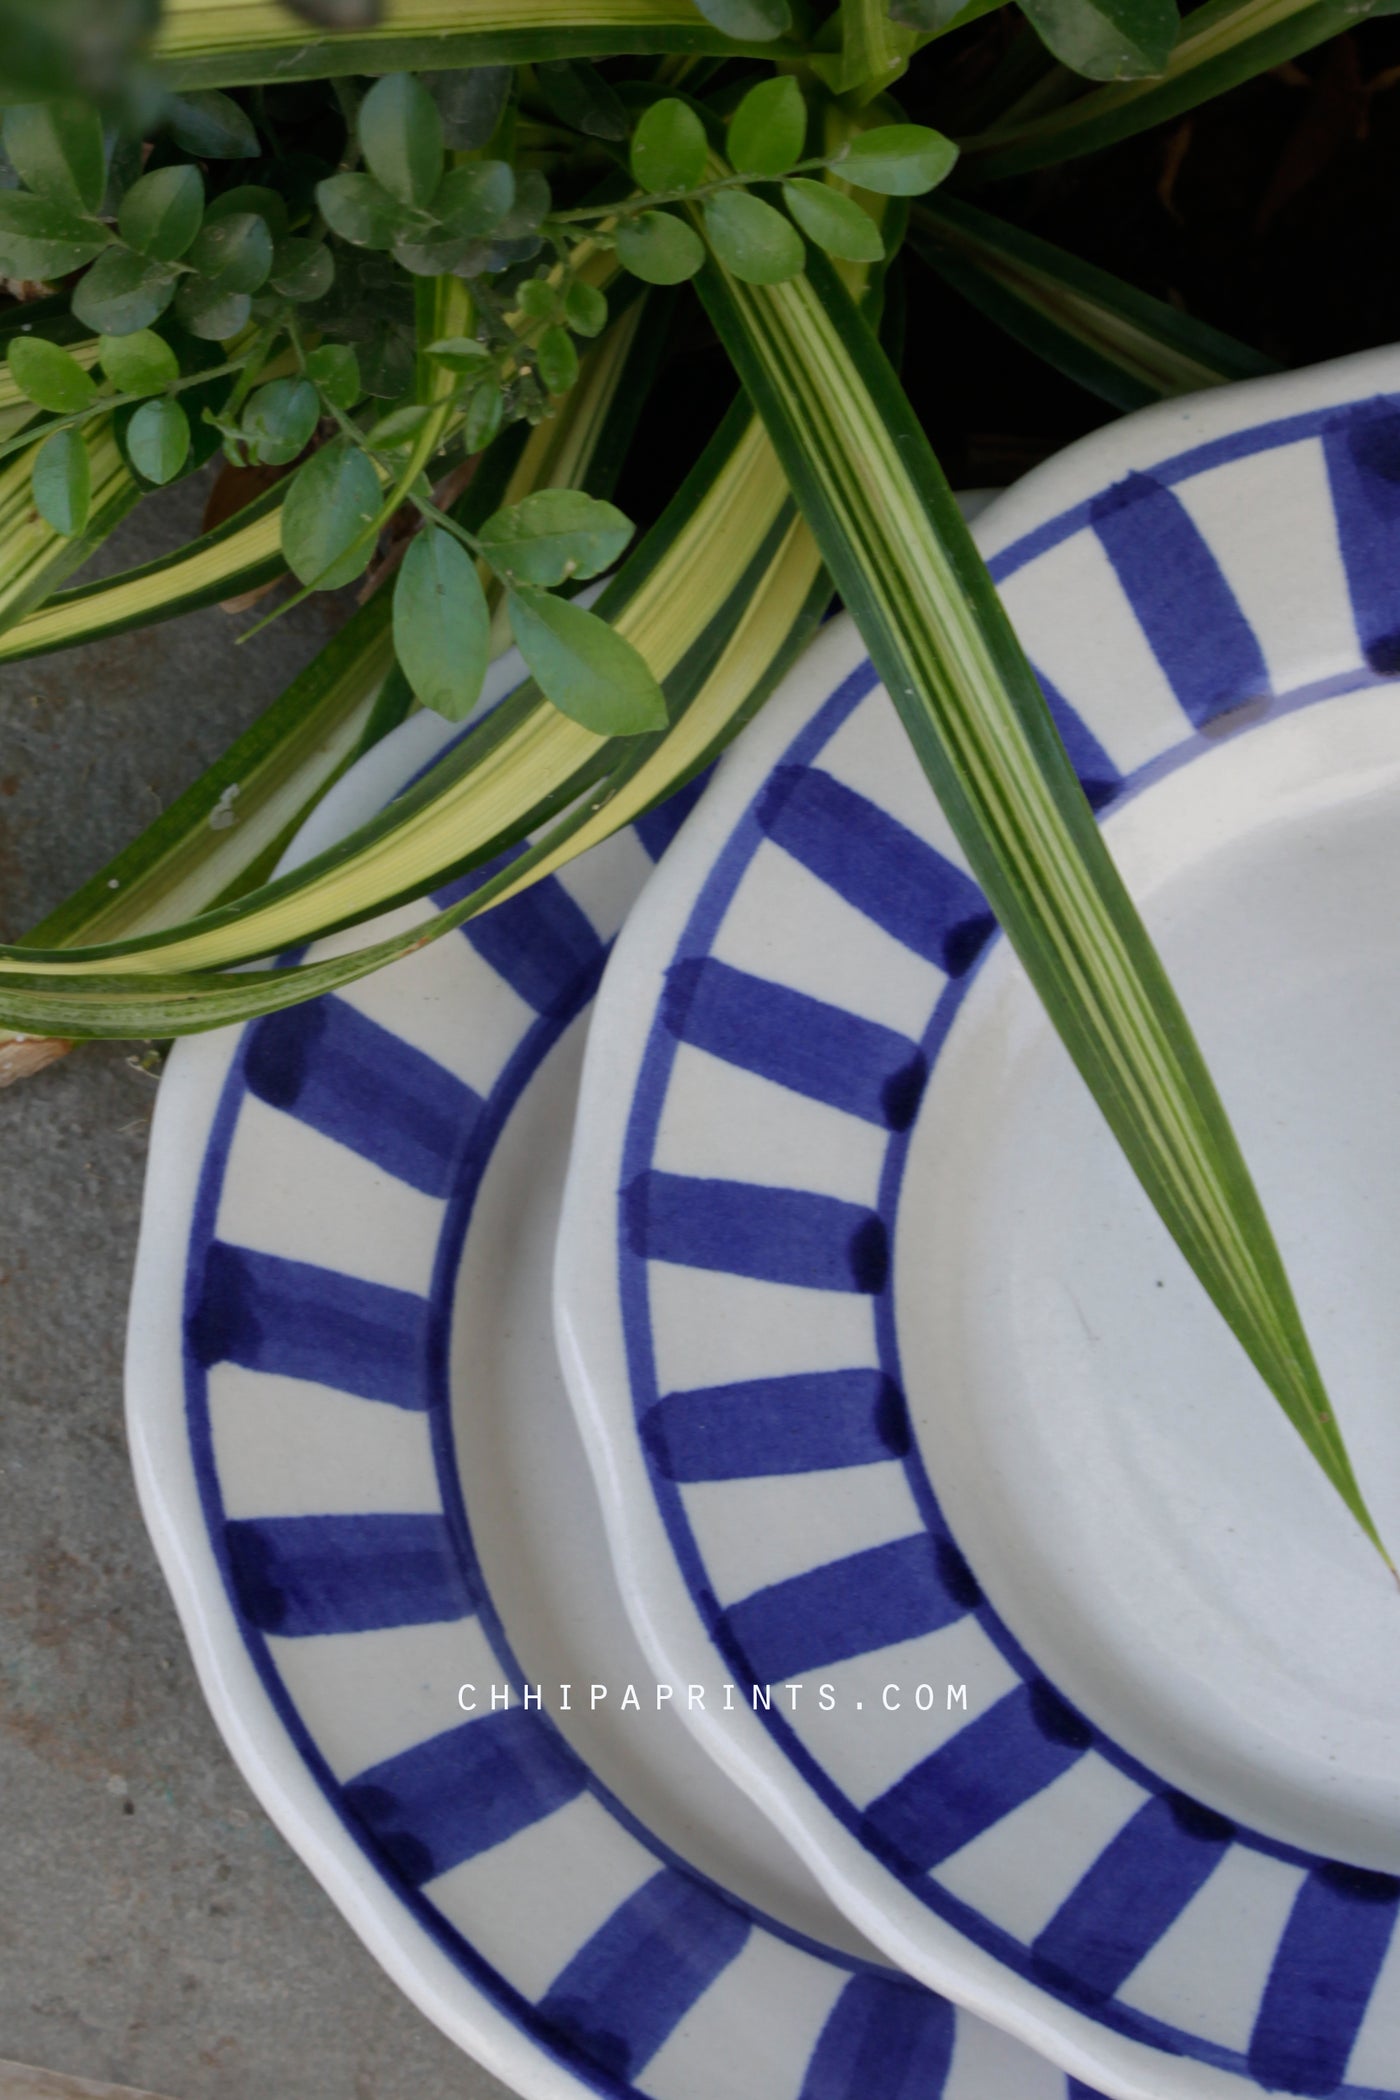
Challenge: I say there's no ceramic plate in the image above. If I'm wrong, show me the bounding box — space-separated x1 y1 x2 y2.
125 683 1095 2100
555 345 1400 2100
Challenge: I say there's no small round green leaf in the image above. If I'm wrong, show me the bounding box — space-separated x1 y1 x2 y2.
186 211 273 293
268 237 335 302
535 325 578 396
393 527 489 722
781 179 883 262
461 380 504 454
8 335 95 414
703 189 804 283
425 336 493 375
536 60 629 142
693 0 791 36
205 185 290 237
629 98 706 193
478 489 634 587
72 249 179 336
365 401 432 450
164 90 259 160
118 164 205 261
424 66 511 150
3 100 106 212
316 172 404 251
358 72 442 207
281 440 381 589
0 193 108 282
432 160 514 240
305 342 361 411
564 281 608 338
173 278 251 342
98 329 180 396
516 276 557 323
126 397 190 485
728 77 806 176
242 377 319 466
31 427 90 537
509 587 667 734
834 124 959 196
614 209 704 286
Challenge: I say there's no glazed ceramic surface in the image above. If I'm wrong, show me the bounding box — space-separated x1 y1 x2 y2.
126 687 1098 2100
555 345 1400 2100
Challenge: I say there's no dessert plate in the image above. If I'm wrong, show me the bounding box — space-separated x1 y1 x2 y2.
125 683 1095 2099
555 344 1400 2100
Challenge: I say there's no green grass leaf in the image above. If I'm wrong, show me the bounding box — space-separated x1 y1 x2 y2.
32 427 91 537
509 585 669 732
704 190 805 284
7 335 96 415
693 224 1390 1567
479 489 634 586
393 526 490 722
630 97 708 192
694 0 791 35
281 440 382 589
729 76 807 175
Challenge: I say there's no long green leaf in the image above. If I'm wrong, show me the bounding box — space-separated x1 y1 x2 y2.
909 195 1278 410
151 0 800 88
692 226 1387 1562
962 0 1388 179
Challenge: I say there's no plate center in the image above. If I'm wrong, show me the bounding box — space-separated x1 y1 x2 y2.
896 683 1400 1869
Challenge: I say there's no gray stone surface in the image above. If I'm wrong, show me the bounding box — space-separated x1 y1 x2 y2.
0 485 513 2100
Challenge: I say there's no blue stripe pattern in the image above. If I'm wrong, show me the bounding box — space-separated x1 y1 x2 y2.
1248 1864 1400 2095
755 766 995 976
225 1513 477 1637
642 1369 909 1481
633 773 708 861
1036 670 1123 811
718 1536 978 1685
1090 473 1269 727
537 1870 749 2080
188 1242 429 1408
343 1709 588 1887
662 958 927 1130
1031 1792 1234 2007
244 998 477 1198
861 1682 1093 1877
1322 399 1400 674
624 1171 888 1293
799 1973 956 2100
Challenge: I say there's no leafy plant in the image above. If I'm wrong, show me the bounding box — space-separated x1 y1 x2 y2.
0 0 1390 1563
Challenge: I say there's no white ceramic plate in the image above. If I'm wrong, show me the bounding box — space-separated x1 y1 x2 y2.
555 345 1400 2100
125 679 1092 2100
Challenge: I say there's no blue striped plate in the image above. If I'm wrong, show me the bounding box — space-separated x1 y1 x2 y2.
555 346 1400 2100
125 677 1099 2100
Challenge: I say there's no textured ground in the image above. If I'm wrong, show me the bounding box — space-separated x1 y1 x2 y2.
0 485 511 2100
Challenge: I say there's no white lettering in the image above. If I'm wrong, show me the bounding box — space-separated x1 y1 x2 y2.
621 1684 640 1712
948 1683 968 1711
491 1683 510 1710
882 1684 900 1712
819 1683 836 1712
457 1684 476 1712
784 1683 804 1712
590 1684 608 1710
687 1685 705 1711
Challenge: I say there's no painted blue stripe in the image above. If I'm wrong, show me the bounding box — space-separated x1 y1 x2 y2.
1036 669 1123 812
1322 399 1400 674
798 1972 956 2100
633 771 708 860
718 1535 979 1684
642 1368 909 1481
662 958 927 1130
1090 473 1269 727
433 853 606 1017
1248 1863 1400 2095
224 1513 477 1637
624 1171 887 1293
187 1242 429 1409
537 1870 749 2081
342 1709 587 1887
244 996 478 1199
1031 1791 1234 2007
755 765 994 976
861 1681 1094 1877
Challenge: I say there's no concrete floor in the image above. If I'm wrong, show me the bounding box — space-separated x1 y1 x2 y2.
0 484 513 2100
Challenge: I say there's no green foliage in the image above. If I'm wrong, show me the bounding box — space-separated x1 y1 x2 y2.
704 190 806 283
614 210 705 284
477 490 634 586
8 336 95 414
3 101 106 213
1016 0 1179 77
508 585 668 733
728 77 807 175
392 526 490 720
837 123 959 194
358 73 444 207
118 166 204 261
31 427 90 535
782 180 884 261
281 440 382 588
630 99 708 191
73 250 179 335
98 330 179 396
0 193 108 282
126 398 190 484
242 379 320 466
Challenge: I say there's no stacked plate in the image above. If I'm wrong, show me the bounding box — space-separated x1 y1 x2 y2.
128 342 1400 2100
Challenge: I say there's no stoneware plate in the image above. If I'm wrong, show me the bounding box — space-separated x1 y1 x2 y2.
125 679 1096 2100
555 344 1400 2100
